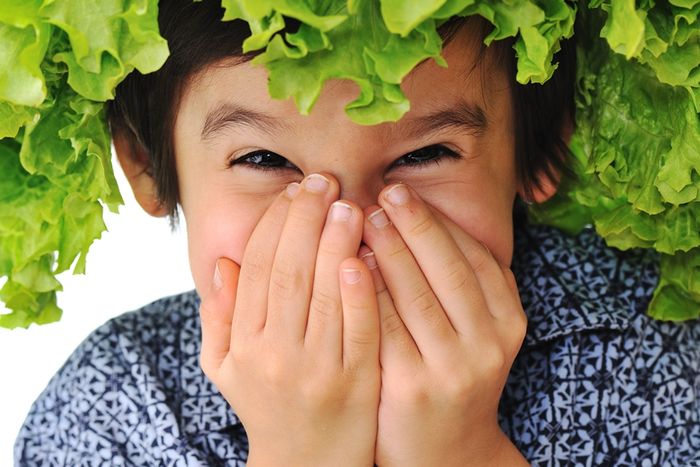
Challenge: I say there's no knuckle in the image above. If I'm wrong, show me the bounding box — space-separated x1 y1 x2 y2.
270 261 304 301
381 310 406 337
480 345 507 374
372 273 388 294
442 373 475 400
288 198 325 225
342 358 363 379
286 207 313 226
270 276 296 300
317 242 343 257
469 252 490 275
343 345 374 379
407 286 440 319
310 288 340 321
346 327 376 348
262 356 288 387
443 260 471 293
387 240 410 259
342 301 370 324
300 373 340 407
242 249 267 282
407 214 434 237
391 376 428 406
230 341 249 366
343 350 375 380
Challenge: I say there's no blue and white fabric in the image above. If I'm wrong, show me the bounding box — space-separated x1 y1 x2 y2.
15 220 700 466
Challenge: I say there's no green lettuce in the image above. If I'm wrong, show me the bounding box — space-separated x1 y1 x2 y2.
0 0 578 327
1 0 698 327
0 0 167 328
531 3 700 320
221 0 575 124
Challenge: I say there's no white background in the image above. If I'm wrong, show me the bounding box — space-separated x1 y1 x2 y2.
0 152 195 465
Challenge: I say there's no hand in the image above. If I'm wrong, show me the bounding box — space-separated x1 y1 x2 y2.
199 173 380 466
361 183 528 467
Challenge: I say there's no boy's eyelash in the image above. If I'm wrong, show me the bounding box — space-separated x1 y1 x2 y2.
227 144 461 173
227 150 297 173
392 144 462 168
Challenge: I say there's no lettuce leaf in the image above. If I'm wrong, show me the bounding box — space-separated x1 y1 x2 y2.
1 0 698 326
221 0 575 124
0 2 51 107
45 0 169 101
0 0 166 328
531 4 700 321
591 0 700 109
650 249 700 321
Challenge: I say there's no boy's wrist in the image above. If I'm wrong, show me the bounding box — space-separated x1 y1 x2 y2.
375 429 528 467
248 452 374 467
247 439 375 467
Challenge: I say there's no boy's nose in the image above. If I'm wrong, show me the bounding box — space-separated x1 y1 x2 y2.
315 171 386 211
337 180 384 211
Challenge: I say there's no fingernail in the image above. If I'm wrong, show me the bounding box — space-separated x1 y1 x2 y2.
342 268 361 284
304 174 329 193
330 201 353 222
368 208 391 228
286 182 300 198
385 184 410 206
360 251 378 270
213 260 223 290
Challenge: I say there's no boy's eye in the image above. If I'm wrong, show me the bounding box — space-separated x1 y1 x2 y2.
393 144 462 169
228 150 298 172
229 144 460 173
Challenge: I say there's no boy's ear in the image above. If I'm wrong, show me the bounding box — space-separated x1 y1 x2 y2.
112 131 169 217
517 115 575 204
518 173 559 204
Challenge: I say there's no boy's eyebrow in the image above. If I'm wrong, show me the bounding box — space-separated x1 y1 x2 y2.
200 103 289 142
200 99 487 141
402 99 488 138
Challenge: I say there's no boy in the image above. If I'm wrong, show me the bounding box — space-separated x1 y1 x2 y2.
15 1 700 465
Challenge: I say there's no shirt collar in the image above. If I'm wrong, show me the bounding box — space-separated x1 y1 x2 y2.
511 219 658 348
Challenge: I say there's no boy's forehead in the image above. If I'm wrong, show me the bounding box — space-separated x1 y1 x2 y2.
182 25 508 140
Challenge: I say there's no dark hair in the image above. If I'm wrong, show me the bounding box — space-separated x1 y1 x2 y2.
107 0 576 221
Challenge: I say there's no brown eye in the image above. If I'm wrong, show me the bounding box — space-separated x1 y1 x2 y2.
228 150 298 173
393 144 461 168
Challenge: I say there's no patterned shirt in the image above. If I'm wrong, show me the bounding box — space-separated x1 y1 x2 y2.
14 221 700 466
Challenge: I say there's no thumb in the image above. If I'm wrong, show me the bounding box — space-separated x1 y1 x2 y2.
199 257 240 376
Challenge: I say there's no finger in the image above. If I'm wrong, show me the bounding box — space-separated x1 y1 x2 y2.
424 204 527 351
362 204 457 356
305 200 363 363
375 184 495 335
199 257 240 377
266 173 339 344
233 186 294 339
338 257 380 376
427 204 523 324
358 245 420 368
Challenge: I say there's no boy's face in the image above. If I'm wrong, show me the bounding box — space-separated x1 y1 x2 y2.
173 28 518 295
